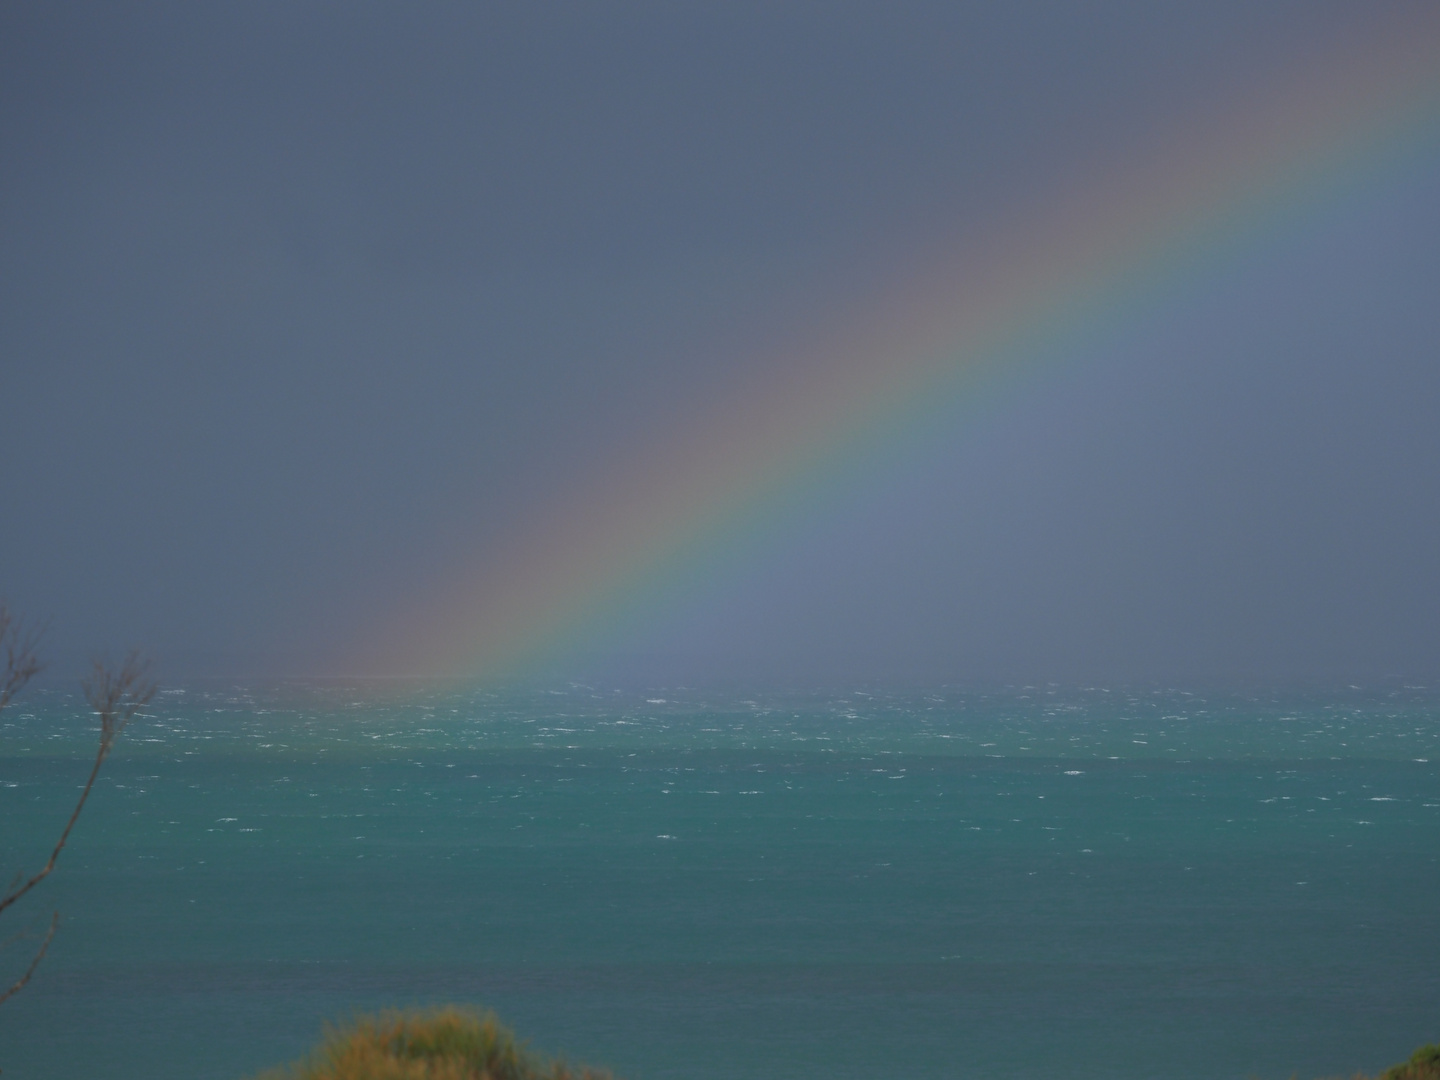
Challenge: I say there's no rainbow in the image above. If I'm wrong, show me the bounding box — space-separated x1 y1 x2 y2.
374 10 1440 679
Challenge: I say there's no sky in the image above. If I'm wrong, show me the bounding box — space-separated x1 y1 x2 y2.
2 1 1438 686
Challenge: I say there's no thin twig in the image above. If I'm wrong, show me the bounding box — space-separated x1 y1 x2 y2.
0 912 57 1007
0 604 45 715
0 617 154 1017
0 652 154 915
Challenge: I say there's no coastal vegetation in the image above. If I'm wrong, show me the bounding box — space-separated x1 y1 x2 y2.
248 1005 1437 1080
248 1007 614 1080
1376 1043 1440 1080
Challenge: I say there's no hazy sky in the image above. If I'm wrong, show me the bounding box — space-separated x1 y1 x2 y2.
3 2 1438 685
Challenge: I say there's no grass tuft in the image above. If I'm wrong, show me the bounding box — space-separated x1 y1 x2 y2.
249 1007 615 1080
1378 1044 1440 1080
1310 1045 1440 1080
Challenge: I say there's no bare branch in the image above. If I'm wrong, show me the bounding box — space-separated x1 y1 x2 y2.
0 912 58 1007
80 650 156 756
0 652 154 916
0 611 155 1013
0 604 45 715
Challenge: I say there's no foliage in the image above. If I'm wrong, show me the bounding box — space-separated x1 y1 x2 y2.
1311 1045 1440 1080
1378 1044 1440 1080
250 1008 616 1080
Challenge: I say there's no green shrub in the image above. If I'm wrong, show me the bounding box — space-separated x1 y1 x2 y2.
250 1007 615 1080
1378 1044 1440 1080
1311 1044 1440 1080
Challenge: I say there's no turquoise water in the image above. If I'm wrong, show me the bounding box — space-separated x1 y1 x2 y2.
1 682 1437 1079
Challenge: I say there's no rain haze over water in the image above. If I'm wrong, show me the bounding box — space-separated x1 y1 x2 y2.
2 2 1439 684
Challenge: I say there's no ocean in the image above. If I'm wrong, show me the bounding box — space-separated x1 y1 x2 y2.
1 682 1436 1079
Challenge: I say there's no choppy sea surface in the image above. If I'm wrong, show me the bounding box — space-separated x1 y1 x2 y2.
1 681 1437 1080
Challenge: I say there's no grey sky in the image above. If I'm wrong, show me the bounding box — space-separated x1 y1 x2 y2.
2 2 1437 684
